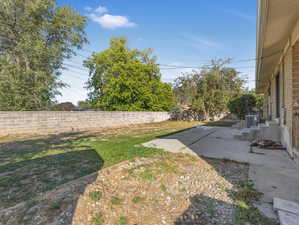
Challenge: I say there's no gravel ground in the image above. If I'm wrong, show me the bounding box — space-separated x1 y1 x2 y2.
0 153 249 225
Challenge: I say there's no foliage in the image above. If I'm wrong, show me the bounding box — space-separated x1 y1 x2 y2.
0 0 87 110
51 102 77 111
173 60 245 120
77 100 92 109
84 37 175 111
228 92 264 119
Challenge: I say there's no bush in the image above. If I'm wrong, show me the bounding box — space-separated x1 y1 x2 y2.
228 94 258 119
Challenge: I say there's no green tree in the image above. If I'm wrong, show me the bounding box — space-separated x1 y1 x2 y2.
84 37 175 111
173 60 245 120
77 100 92 109
228 92 264 119
0 0 87 110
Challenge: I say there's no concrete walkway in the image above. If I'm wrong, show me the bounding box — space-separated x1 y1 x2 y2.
143 125 299 219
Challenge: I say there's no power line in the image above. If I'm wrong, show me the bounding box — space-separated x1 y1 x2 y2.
71 47 282 70
159 65 256 70
158 50 282 70
63 63 89 72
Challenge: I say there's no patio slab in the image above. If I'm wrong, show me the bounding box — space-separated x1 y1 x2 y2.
144 126 298 170
143 125 299 220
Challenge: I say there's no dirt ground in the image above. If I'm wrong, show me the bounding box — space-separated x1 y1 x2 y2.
0 153 249 225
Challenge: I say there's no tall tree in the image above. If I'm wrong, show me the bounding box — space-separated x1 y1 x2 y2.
84 37 175 111
173 60 245 120
0 0 87 110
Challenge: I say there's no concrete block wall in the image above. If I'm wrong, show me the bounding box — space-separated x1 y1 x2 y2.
0 111 171 136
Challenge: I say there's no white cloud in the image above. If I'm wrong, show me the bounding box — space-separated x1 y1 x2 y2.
182 34 220 49
95 6 108 14
225 10 255 23
84 6 93 12
89 13 136 29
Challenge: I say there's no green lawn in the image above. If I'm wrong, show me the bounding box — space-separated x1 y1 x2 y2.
0 121 199 209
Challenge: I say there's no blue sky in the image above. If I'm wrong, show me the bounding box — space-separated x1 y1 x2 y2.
57 0 257 104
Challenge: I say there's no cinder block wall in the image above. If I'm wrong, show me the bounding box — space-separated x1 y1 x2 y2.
0 111 171 136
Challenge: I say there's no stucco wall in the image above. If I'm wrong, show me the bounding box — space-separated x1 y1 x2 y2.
0 111 171 136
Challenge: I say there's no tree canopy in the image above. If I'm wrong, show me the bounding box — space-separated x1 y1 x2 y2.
173 60 245 119
0 0 87 110
84 37 175 111
228 91 264 119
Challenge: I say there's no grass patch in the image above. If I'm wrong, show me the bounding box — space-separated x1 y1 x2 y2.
138 171 156 181
88 191 102 202
132 196 146 204
0 121 198 209
119 217 128 225
110 196 124 205
156 161 179 173
92 213 104 225
128 160 178 182
231 180 279 225
202 121 237 127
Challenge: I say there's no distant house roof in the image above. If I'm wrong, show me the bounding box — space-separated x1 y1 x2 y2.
53 102 78 111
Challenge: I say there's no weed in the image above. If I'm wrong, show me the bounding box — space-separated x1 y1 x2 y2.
119 217 128 225
187 156 198 162
92 213 104 225
88 191 102 202
138 171 155 181
150 199 160 205
132 196 146 204
231 180 279 225
217 183 228 192
110 196 124 205
157 162 178 173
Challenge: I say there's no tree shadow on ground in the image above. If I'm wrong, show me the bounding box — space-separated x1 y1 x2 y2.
0 132 94 166
174 158 279 225
0 132 104 225
175 194 235 225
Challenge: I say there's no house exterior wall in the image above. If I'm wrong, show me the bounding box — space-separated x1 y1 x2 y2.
284 48 293 131
270 78 276 119
281 47 294 156
293 41 299 105
263 41 299 161
292 42 299 162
